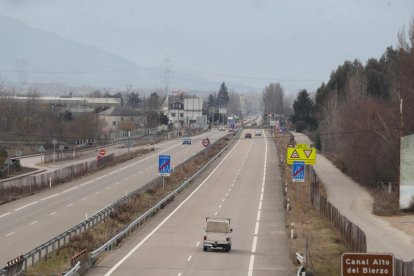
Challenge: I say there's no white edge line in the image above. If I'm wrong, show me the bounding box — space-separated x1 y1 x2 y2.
248 255 255 276
6 232 15 237
187 255 192 262
14 201 39 212
41 193 60 201
0 212 11 218
104 136 241 276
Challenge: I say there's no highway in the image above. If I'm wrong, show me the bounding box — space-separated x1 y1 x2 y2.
89 129 293 276
0 130 226 266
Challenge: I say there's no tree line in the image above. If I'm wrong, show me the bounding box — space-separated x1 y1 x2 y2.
289 19 414 192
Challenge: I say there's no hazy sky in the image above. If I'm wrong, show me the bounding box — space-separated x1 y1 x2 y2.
1 0 413 93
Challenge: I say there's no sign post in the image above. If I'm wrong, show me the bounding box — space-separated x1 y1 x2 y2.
292 161 305 182
159 155 171 190
202 138 210 158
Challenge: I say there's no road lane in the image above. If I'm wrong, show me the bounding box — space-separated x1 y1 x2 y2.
90 130 292 276
0 131 225 265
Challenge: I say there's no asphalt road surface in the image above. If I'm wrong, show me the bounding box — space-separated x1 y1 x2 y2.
0 131 226 266
292 132 414 261
89 130 293 276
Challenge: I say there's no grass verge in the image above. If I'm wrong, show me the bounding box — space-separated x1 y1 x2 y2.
276 132 350 276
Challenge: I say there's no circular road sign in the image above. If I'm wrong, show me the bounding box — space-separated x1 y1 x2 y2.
202 138 210 147
52 139 58 145
99 148 107 156
59 145 65 151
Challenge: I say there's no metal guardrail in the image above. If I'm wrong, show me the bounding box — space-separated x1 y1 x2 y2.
3 132 237 275
62 261 80 276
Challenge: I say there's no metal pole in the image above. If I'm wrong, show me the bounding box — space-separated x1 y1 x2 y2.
162 176 165 190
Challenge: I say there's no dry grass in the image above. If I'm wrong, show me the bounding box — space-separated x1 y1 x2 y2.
25 136 232 275
276 133 349 276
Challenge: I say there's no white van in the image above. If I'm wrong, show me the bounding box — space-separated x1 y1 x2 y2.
203 217 232 252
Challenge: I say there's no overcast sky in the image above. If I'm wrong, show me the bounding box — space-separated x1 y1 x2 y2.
1 0 413 93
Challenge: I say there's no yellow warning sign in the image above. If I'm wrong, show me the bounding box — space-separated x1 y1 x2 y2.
287 147 316 165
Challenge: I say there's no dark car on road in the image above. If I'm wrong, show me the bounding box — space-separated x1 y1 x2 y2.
245 133 252 139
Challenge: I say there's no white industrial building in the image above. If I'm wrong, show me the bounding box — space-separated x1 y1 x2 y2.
166 95 204 128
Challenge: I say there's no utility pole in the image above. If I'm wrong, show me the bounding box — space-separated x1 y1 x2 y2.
161 57 171 98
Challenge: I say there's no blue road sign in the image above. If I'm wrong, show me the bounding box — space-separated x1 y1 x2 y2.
292 161 305 182
159 155 171 176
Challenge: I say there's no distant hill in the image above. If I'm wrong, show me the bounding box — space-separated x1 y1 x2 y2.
0 16 156 88
0 16 247 93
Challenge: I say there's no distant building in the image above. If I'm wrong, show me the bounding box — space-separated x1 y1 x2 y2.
98 106 146 131
5 96 121 114
166 95 203 127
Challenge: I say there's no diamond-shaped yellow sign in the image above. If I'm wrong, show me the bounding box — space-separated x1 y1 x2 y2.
287 147 316 165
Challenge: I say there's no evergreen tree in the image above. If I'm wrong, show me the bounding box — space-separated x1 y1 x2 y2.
217 82 229 106
290 89 314 130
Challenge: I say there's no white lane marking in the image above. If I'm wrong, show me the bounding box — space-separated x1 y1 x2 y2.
228 188 231 191
30 220 38 225
248 255 255 276
105 186 110 190
251 236 258 253
133 174 136 177
196 241 200 247
248 134 268 276
258 201 262 210
49 211 57 216
219 205 222 209
114 182 120 185
94 191 99 195
222 198 225 202
214 212 218 216
254 221 260 235
187 255 192 262
6 232 15 237
14 201 39 212
178 273 182 276
261 187 264 193
226 193 228 196
0 212 11 219
41 193 60 201
67 203 73 207
82 197 87 200
61 186 78 194
104 136 241 276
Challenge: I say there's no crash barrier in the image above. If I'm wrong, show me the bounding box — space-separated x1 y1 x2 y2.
62 261 80 276
309 167 414 275
1 132 238 275
0 154 115 204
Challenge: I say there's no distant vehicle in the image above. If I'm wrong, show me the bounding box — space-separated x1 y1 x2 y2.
203 217 232 252
251 122 257 126
245 133 252 139
219 127 225 131
255 131 262 136
182 137 192 145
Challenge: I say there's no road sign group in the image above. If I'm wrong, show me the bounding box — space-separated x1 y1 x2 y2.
287 144 316 182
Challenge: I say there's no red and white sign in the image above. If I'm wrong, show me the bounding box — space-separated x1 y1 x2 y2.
99 148 106 156
202 138 210 147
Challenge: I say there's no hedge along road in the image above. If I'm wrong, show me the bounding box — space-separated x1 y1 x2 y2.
292 132 414 261
0 130 226 266
89 129 292 276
